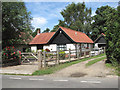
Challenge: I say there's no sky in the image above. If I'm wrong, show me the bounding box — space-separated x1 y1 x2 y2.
25 2 118 32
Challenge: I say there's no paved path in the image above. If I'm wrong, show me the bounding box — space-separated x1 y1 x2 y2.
47 56 115 78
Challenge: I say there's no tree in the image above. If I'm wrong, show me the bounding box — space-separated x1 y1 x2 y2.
2 2 33 48
51 20 67 32
91 5 115 41
42 28 50 33
105 3 120 65
32 28 40 37
51 2 92 36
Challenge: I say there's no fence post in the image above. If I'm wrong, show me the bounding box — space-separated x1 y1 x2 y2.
57 50 59 64
79 43 82 59
77 49 79 59
43 51 46 68
69 49 71 62
84 49 86 58
38 50 42 69
89 50 91 57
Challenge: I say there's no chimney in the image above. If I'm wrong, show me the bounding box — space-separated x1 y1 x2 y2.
37 28 41 35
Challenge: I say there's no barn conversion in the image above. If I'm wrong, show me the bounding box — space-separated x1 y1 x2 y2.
29 26 94 52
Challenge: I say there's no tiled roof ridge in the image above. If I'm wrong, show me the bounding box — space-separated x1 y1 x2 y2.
59 26 85 34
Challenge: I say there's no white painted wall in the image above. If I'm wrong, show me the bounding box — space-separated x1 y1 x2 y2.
66 44 75 50
31 43 93 53
31 46 37 52
95 43 98 48
43 44 57 51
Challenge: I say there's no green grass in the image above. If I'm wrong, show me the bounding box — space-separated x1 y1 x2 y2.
1 73 32 76
32 53 105 75
86 56 106 67
105 63 120 76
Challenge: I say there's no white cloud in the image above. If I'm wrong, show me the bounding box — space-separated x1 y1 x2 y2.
31 17 47 29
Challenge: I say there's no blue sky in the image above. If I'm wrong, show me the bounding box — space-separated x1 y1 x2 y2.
25 2 118 32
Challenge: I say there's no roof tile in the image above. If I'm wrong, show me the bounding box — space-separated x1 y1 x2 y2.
59 26 94 43
29 32 55 44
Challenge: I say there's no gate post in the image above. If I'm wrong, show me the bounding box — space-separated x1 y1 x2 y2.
38 50 42 70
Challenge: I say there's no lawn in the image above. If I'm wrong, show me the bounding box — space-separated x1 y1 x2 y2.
32 53 105 75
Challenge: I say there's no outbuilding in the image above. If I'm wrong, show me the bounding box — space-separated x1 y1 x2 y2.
94 33 106 48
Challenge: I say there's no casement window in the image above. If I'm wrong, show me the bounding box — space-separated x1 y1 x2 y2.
57 44 67 51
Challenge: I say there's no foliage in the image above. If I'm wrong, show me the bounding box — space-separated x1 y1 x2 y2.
42 28 50 33
105 4 120 65
51 2 92 36
59 50 66 60
2 2 33 48
32 28 41 37
32 53 105 75
2 46 21 61
91 5 116 41
25 48 31 52
91 3 120 67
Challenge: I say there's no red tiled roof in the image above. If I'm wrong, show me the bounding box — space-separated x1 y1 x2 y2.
29 26 94 45
101 33 105 36
59 26 94 43
29 32 55 44
94 33 106 43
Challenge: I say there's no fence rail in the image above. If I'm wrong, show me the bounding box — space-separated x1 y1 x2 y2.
37 49 92 68
21 48 105 69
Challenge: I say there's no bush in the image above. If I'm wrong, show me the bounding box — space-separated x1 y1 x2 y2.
25 48 31 52
59 50 66 60
2 46 22 65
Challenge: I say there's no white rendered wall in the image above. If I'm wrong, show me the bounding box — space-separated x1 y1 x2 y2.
43 44 57 51
66 44 76 50
31 46 37 52
94 43 98 48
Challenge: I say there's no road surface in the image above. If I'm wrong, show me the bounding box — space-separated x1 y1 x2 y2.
2 75 118 88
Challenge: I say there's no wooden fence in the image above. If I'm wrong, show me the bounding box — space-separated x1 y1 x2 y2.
37 49 92 69
21 48 105 69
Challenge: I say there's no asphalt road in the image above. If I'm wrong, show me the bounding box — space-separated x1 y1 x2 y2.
2 75 118 88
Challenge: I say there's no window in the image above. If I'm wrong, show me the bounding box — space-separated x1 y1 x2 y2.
57 44 66 51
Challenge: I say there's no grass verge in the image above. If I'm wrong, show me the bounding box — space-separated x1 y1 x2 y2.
1 73 32 76
105 63 120 76
86 56 106 67
32 53 105 75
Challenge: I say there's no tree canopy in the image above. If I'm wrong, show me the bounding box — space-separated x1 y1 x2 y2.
105 4 120 64
51 2 92 36
32 28 41 37
2 2 33 48
91 5 116 41
42 28 50 33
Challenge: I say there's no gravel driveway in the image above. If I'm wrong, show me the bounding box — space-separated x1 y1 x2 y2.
48 56 115 78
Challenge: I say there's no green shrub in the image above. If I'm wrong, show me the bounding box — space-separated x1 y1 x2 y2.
59 50 66 60
2 46 22 65
25 48 31 52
